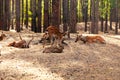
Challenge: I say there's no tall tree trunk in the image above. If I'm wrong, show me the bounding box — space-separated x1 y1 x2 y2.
115 0 118 34
6 0 10 30
100 17 104 32
91 0 99 34
11 0 15 29
0 0 4 30
31 0 37 32
48 0 52 25
43 0 49 32
69 0 77 33
63 0 69 32
104 14 108 33
104 0 109 33
37 0 42 32
3 0 10 31
52 0 61 27
110 8 113 30
16 0 21 32
25 0 28 28
77 0 81 22
21 0 24 27
100 0 104 32
83 0 88 32
4 0 7 30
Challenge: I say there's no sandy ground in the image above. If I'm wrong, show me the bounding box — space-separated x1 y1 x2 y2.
0 29 120 80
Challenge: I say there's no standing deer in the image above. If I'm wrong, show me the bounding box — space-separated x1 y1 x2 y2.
42 26 67 47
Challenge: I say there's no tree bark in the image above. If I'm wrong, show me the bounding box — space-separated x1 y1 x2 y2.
91 0 99 34
37 0 42 32
25 0 28 28
69 0 77 33
115 0 118 34
21 0 24 27
63 0 69 32
31 0 37 32
16 0 21 32
43 0 49 32
52 0 61 27
0 0 4 30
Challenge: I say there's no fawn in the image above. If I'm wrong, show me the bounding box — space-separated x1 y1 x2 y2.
42 26 67 47
8 34 34 48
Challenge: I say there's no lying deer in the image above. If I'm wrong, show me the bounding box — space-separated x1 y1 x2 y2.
75 34 106 44
42 26 67 47
0 32 6 41
43 44 64 53
8 34 34 48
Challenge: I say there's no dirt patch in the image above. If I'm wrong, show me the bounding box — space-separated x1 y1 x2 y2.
0 30 120 80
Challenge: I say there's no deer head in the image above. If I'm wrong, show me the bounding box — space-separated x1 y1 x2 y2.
75 34 82 42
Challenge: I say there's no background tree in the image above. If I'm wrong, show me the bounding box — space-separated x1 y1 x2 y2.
69 0 77 33
37 0 42 32
63 0 69 32
100 0 104 32
81 0 88 32
91 0 99 34
115 0 118 34
25 0 28 28
16 0 20 32
21 0 24 27
11 0 15 29
43 0 49 32
52 0 61 27
0 0 4 30
0 0 119 34
31 0 37 32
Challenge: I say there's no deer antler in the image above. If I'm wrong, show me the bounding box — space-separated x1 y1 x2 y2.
27 35 34 46
19 33 23 40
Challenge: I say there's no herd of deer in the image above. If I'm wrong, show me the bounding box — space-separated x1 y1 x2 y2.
0 26 106 53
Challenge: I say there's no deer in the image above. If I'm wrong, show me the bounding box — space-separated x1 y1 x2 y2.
43 44 64 53
75 34 106 44
8 34 34 48
39 32 51 44
0 32 6 41
42 26 68 48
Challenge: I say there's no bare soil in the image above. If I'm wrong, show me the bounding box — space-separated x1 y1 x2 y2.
0 29 120 80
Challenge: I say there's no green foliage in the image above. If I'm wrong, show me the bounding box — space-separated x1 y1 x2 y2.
99 0 111 19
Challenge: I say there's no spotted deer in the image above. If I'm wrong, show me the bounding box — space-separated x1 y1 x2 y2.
42 26 67 47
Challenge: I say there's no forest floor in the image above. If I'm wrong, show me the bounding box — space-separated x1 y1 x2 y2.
0 27 120 80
